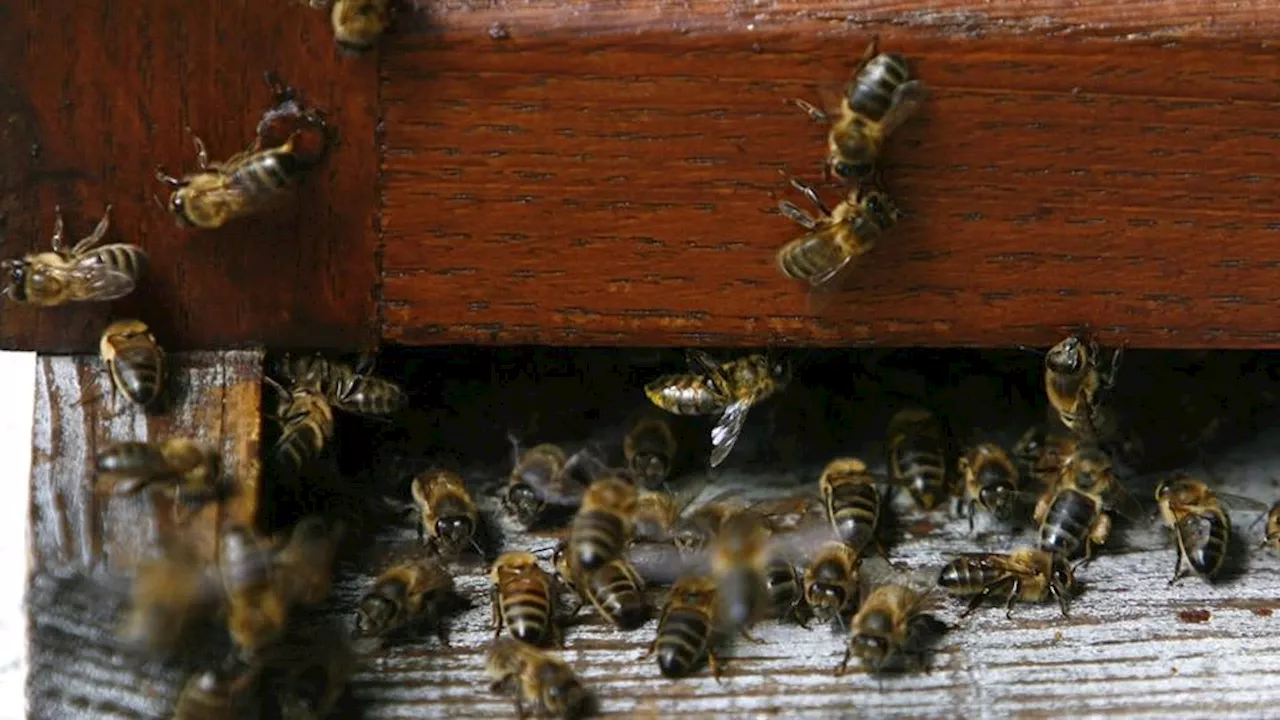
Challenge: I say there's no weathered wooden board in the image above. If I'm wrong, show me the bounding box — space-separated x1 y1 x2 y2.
380 2 1280 348
0 2 379 353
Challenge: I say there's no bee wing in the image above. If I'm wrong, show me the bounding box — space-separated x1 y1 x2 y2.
878 80 928 137
764 513 838 565
1213 491 1270 513
626 542 708 586
807 253 857 290
749 494 822 531
709 399 751 468
68 263 137 301
685 349 722 376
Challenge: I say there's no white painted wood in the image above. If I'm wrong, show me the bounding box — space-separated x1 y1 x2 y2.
0 352 35 720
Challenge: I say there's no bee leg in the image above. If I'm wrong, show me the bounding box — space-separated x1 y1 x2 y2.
1003 579 1023 620
834 645 853 677
790 98 829 124
1050 585 1070 618
777 200 819 230
154 166 186 188
49 205 66 251
967 501 976 533
738 625 766 644
708 649 726 684
1168 538 1189 586
191 135 210 170
788 176 833 216
961 588 992 618
489 587 503 638
853 36 880 76
71 204 113 254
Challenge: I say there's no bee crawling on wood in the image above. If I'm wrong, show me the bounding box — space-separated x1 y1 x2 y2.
255 71 331 167
486 638 592 720
410 469 484 558
1156 476 1264 585
98 319 167 409
804 541 861 626
1259 501 1280 554
264 376 336 479
624 413 678 489
645 349 790 468
886 407 951 512
95 438 221 522
957 443 1024 530
2 204 147 306
503 435 605 529
567 476 638 574
837 557 942 677
490 551 562 647
776 177 901 289
819 457 882 556
272 515 346 607
275 352 407 418
173 661 264 720
553 541 650 631
938 548 1075 618
646 575 725 681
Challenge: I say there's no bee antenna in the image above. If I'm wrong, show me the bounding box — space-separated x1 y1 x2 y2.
1015 344 1045 357
262 375 289 397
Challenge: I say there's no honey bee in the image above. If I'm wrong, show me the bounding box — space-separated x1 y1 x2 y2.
709 509 774 637
647 576 723 680
2 205 146 306
255 71 330 166
273 516 345 606
264 378 335 478
837 558 939 676
1156 476 1262 584
776 178 901 288
1034 443 1119 562
411 469 482 557
633 489 680 544
155 132 309 230
672 501 740 552
99 319 166 408
568 476 638 573
886 408 951 511
938 548 1075 618
1261 501 1280 553
173 665 262 720
117 543 221 655
793 36 927 183
765 557 807 624
310 0 401 55
356 556 456 641
804 541 861 625
819 457 881 555
957 443 1022 530
486 638 591 720
624 414 678 489
220 525 289 659
269 627 356 720
490 551 560 647
277 353 406 417
553 542 650 631
1044 334 1122 439
503 438 598 529
95 439 221 521
645 349 790 467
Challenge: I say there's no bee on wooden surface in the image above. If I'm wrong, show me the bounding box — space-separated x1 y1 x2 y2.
503 437 600 529
633 489 680 544
99 319 166 408
2 205 146 306
776 178 901 288
819 457 881 555
1261 501 1280 554
672 501 740 553
268 627 356 720
553 542 650 631
411 469 482 557
277 353 407 417
957 443 1022 530
95 439 221 521
793 36 927 184
644 349 790 467
273 516 345 606
255 71 330 167
886 407 951 511
220 525 289 659
1156 476 1263 584
265 378 335 478
1034 443 1120 562
117 544 222 655
765 557 807 624
173 665 262 720
624 414 678 489
837 558 939 676
486 638 591 720
310 0 401 55
709 509 775 637
490 551 560 647
155 132 309 230
938 548 1075 618
356 556 456 641
568 476 638 573
1044 334 1122 439
804 541 861 626
647 576 723 680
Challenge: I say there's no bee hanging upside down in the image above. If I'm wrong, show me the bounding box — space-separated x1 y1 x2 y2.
2 205 146 306
776 178 901 289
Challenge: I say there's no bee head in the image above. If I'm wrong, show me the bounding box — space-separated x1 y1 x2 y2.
538 664 589 718
852 632 890 665
1046 336 1086 375
1 258 27 302
1051 555 1075 591
630 452 669 489
166 190 197 228
979 483 1015 519
807 583 848 618
435 516 474 550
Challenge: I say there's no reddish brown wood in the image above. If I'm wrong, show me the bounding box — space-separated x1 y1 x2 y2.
380 4 1280 348
0 1 380 353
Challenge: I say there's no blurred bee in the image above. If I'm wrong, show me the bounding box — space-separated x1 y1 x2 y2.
490 552 560 647
553 542 650 631
486 638 591 720
273 516 345 606
155 132 309 230
776 178 901 288
173 665 262 720
709 509 774 637
633 489 680 544
96 439 221 521
624 414 678 489
1044 334 1122 439
1034 443 1119 562
356 556 456 641
277 353 406 417
836 557 939 676
793 36 927 183
1261 501 1280 554
647 576 723 680
819 457 881 555
503 437 599 529
1156 476 1263 584
672 501 740 553
765 557 807 625
938 548 1075 618
220 525 289 659
568 476 637 573
411 469 482 557
265 378 335 478
99 319 166 408
957 443 1022 530
117 543 222 655
886 408 950 511
310 0 402 55
804 541 861 625
269 627 356 720
255 71 330 166
645 349 790 467
2 205 146 306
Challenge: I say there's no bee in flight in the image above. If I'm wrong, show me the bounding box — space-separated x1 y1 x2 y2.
1156 476 1264 585
2 205 147 306
644 349 790 467
776 177 901 288
938 548 1075 618
793 36 927 184
95 438 221 522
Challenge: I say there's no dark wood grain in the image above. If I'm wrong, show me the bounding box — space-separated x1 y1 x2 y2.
30 351 262 578
0 1 379 353
380 4 1280 348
